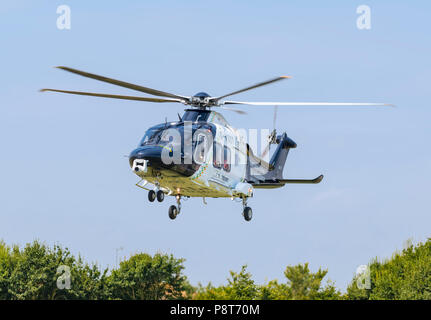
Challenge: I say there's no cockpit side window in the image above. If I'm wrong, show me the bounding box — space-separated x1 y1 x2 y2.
193 134 207 164
159 130 173 143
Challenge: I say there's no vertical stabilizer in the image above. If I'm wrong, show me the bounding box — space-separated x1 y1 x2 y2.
265 132 297 180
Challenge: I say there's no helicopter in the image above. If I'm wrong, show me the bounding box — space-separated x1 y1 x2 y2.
41 66 390 221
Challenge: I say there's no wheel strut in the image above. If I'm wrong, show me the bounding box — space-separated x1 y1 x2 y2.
176 195 182 214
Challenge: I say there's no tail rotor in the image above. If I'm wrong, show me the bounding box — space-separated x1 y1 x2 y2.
261 105 278 158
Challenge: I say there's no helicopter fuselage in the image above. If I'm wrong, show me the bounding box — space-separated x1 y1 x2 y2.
129 109 249 198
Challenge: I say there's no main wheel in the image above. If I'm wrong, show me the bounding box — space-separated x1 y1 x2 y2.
148 190 156 202
243 206 253 221
168 205 178 220
156 190 165 202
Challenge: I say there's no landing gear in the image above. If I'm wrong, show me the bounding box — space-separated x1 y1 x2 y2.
243 206 253 221
168 195 182 220
156 190 164 202
148 187 164 203
168 205 178 220
242 197 253 221
148 190 156 202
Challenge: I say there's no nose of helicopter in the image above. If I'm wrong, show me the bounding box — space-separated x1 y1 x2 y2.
129 146 163 171
129 146 199 177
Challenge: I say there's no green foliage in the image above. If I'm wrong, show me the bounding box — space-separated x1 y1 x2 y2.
194 282 230 300
108 253 189 300
225 265 258 299
258 279 289 300
0 240 108 299
0 241 188 300
3 238 431 300
258 263 343 300
195 264 342 300
347 239 431 300
285 263 327 299
195 265 257 300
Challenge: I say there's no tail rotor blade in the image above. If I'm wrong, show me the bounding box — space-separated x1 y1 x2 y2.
273 105 278 131
260 105 278 158
261 143 270 158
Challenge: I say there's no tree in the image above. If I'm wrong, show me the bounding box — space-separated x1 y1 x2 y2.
225 265 258 299
195 264 342 300
195 265 258 300
0 240 109 300
347 239 431 300
107 253 190 300
258 263 342 300
12 238 431 300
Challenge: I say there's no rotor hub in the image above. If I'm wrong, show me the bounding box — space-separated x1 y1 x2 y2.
191 92 214 107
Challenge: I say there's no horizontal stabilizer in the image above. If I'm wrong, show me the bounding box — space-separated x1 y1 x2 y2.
279 175 324 184
250 175 324 189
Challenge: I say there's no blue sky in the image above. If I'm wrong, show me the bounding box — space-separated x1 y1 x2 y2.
1 1 430 290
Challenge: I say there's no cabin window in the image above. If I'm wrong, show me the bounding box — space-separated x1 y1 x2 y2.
234 149 240 166
213 141 232 172
213 142 223 169
233 138 240 166
223 146 231 172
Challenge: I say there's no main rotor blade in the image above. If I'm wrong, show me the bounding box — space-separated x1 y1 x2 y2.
212 76 291 102
55 66 189 100
40 89 185 103
223 101 393 106
220 106 247 115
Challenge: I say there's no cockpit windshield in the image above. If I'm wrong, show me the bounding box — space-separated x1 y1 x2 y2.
139 123 216 148
139 127 164 146
182 110 210 122
139 126 180 146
